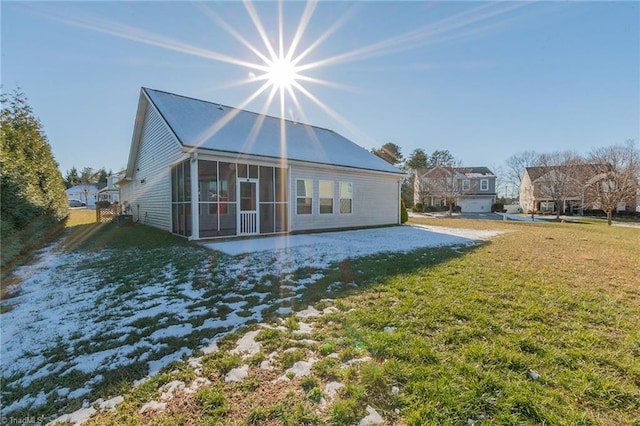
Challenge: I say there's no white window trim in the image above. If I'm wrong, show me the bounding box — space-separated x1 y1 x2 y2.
319 180 334 215
480 179 489 191
339 181 353 215
296 178 313 215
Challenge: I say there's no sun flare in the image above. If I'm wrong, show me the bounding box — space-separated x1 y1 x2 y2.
51 0 530 142
265 56 299 92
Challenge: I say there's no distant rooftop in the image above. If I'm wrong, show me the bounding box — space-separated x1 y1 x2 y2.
143 88 403 175
416 165 495 177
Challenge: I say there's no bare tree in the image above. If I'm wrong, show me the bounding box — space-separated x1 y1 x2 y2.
80 167 98 206
584 141 639 225
414 164 455 214
414 171 435 211
425 162 460 216
535 151 582 219
504 150 539 198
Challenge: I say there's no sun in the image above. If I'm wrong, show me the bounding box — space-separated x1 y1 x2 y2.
265 55 299 92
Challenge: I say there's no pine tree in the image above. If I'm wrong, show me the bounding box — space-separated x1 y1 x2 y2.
371 142 403 166
64 166 81 188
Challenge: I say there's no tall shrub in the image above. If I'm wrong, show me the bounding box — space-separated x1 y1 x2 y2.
1 89 68 275
400 200 408 223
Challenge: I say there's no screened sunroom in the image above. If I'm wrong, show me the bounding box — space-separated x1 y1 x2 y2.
171 159 288 239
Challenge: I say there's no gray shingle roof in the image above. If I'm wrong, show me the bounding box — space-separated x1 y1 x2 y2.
144 88 403 175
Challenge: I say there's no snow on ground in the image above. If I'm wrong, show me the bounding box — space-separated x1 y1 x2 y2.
204 224 501 258
1 224 502 417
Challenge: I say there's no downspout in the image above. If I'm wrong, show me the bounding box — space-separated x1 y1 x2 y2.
288 164 293 233
189 153 200 240
398 178 402 224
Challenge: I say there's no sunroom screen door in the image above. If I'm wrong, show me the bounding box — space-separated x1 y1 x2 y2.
238 179 259 235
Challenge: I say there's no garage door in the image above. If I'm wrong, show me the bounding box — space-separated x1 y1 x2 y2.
458 197 492 213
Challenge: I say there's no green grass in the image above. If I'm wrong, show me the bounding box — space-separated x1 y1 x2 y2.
324 217 640 425
7 215 640 425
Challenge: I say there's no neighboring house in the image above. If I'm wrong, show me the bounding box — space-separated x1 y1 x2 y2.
519 165 637 214
97 172 125 204
413 166 497 213
65 183 104 208
118 88 405 240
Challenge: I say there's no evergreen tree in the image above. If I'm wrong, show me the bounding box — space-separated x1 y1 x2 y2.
406 148 429 171
95 167 110 184
65 166 81 188
371 142 403 166
1 89 68 275
428 149 454 167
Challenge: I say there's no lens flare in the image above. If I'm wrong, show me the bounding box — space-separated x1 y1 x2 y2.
265 56 299 92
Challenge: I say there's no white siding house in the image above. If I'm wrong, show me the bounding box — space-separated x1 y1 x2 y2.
98 173 124 204
119 88 404 239
66 184 102 208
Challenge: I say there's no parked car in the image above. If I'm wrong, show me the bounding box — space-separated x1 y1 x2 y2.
69 199 86 207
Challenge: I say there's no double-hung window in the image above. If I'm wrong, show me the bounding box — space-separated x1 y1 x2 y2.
339 182 353 214
296 179 313 215
480 179 489 191
319 180 334 214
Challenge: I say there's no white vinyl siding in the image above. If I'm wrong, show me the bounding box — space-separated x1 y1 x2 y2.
121 101 184 232
290 165 400 232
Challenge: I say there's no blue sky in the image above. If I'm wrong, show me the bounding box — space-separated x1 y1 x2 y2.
2 1 638 178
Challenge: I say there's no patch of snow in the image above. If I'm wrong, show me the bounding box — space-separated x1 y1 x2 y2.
293 322 314 335
296 306 321 318
139 400 166 414
98 395 124 411
225 365 249 383
160 380 186 400
296 339 319 346
201 340 219 355
344 356 372 366
275 306 293 315
325 381 344 400
359 405 385 426
68 387 92 399
47 406 96 426
284 358 316 379
230 330 262 358
148 347 191 376
186 377 211 393
150 323 194 340
205 225 501 261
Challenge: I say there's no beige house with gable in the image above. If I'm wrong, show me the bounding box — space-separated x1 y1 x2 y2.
414 166 497 213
